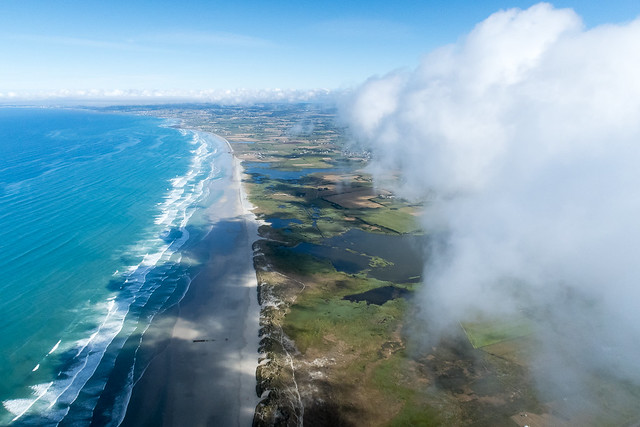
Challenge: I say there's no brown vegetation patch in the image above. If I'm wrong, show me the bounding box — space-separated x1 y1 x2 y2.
413 334 544 426
324 188 385 209
320 173 358 183
235 152 264 162
227 135 256 141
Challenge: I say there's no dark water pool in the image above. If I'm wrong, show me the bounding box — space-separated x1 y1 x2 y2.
266 217 303 229
343 285 410 305
290 228 426 282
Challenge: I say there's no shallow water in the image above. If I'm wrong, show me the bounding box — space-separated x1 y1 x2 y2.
292 229 426 282
244 161 348 183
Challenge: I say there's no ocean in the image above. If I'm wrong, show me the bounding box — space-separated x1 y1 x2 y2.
0 108 226 425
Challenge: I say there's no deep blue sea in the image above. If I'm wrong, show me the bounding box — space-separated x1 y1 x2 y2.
0 108 225 425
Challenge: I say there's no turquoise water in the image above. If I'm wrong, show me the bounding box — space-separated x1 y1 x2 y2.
0 108 225 425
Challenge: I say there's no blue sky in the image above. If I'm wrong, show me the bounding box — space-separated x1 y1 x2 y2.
1 0 639 96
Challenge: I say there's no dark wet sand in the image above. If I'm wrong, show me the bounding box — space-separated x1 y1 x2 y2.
121 149 260 426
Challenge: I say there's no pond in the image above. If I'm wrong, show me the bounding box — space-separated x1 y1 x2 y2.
244 162 349 183
343 285 410 305
291 228 426 283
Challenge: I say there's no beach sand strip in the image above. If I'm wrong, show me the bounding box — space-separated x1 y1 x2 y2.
121 136 260 426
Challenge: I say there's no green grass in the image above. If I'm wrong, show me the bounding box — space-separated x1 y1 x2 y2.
266 243 334 277
282 272 404 353
246 181 302 217
461 317 532 348
369 256 394 268
387 402 443 427
277 156 335 169
284 298 397 352
372 355 443 427
355 207 421 234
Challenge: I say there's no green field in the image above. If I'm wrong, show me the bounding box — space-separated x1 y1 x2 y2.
461 316 532 348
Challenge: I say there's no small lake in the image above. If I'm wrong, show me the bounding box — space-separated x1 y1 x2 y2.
343 285 410 305
266 217 303 229
291 228 426 283
244 162 349 183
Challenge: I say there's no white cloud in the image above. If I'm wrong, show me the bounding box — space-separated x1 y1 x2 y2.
0 88 334 105
7 30 276 53
344 2 640 417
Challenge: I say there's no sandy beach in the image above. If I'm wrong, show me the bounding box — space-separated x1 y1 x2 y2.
121 135 260 426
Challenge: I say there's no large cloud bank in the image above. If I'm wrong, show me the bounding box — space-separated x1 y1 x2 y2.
345 2 640 413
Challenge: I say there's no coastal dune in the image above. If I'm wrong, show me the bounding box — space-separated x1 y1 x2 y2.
121 136 260 426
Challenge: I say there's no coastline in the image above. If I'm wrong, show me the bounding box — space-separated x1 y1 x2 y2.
88 103 628 425
120 133 260 426
94 105 434 426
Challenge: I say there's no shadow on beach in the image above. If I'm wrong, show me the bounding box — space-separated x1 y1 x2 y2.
61 216 261 427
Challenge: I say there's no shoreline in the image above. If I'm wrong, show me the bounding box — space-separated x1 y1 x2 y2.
120 131 261 426
224 134 264 424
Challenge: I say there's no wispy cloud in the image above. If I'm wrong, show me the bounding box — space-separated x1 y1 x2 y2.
140 31 276 48
314 18 414 40
7 30 276 52
7 34 166 53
